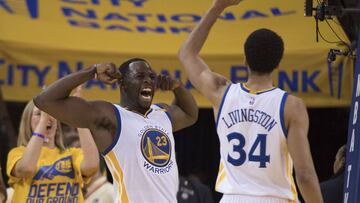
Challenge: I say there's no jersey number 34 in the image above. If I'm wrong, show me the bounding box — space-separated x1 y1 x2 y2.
227 133 270 168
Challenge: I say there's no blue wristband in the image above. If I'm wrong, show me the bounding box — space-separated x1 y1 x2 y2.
32 132 49 142
32 132 45 139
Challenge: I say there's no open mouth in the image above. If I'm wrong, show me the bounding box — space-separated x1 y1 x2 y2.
140 88 153 100
46 123 53 131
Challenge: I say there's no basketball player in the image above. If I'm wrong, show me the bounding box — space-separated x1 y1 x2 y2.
178 0 324 202
34 59 198 203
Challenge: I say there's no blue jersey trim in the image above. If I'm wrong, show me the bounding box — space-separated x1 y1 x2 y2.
102 105 122 156
240 83 250 93
215 84 232 129
280 92 288 137
256 87 277 95
154 104 172 123
240 83 276 95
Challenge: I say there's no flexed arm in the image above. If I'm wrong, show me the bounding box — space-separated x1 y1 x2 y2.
34 63 121 152
33 64 120 128
156 75 198 132
178 0 241 109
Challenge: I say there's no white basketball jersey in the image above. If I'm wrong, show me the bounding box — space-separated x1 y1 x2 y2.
215 83 298 202
102 104 179 203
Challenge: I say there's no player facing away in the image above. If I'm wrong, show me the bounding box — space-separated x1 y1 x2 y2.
178 0 324 203
34 58 198 203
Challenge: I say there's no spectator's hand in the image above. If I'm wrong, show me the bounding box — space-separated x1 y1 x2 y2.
213 0 242 9
157 75 181 91
37 111 56 141
95 63 121 85
333 145 346 174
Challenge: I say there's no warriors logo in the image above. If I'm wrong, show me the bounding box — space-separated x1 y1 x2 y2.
140 129 171 167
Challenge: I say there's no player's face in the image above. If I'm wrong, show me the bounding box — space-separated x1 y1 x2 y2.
124 61 157 109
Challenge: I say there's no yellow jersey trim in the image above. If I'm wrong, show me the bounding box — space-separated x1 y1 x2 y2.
105 151 129 203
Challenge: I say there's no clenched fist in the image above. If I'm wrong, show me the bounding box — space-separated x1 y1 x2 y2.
94 63 122 85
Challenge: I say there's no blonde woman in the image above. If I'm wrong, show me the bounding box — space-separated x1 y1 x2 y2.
6 100 99 203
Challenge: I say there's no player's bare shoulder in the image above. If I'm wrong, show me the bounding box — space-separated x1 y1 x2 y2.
89 100 117 131
284 94 308 128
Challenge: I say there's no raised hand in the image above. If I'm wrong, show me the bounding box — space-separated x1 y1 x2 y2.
213 0 242 9
157 74 181 91
95 63 122 85
36 111 57 142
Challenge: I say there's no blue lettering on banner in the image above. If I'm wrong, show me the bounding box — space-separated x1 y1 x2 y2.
62 7 97 19
271 7 296 16
0 62 50 87
61 0 146 7
68 19 101 28
137 26 166 33
128 13 152 22
1 0 295 27
61 8 295 23
18 65 50 86
241 10 267 19
106 24 132 31
302 70 320 92
279 71 298 92
62 0 88 5
169 26 193 34
58 6 296 34
104 13 130 21
0 0 13 13
171 14 202 23
0 0 38 18
0 59 323 94
58 61 84 78
218 12 236 20
278 70 320 92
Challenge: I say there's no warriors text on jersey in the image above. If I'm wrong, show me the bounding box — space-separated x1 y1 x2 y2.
102 104 178 203
215 83 298 202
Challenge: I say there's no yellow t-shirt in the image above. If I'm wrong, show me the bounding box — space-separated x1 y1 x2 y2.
7 146 86 203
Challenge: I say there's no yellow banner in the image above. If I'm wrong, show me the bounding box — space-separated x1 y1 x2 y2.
0 0 353 107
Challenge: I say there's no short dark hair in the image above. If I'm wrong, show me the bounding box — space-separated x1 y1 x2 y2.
118 58 147 76
244 28 284 74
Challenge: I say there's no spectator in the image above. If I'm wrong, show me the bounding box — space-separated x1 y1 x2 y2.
320 144 346 203
177 174 214 203
6 100 99 202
